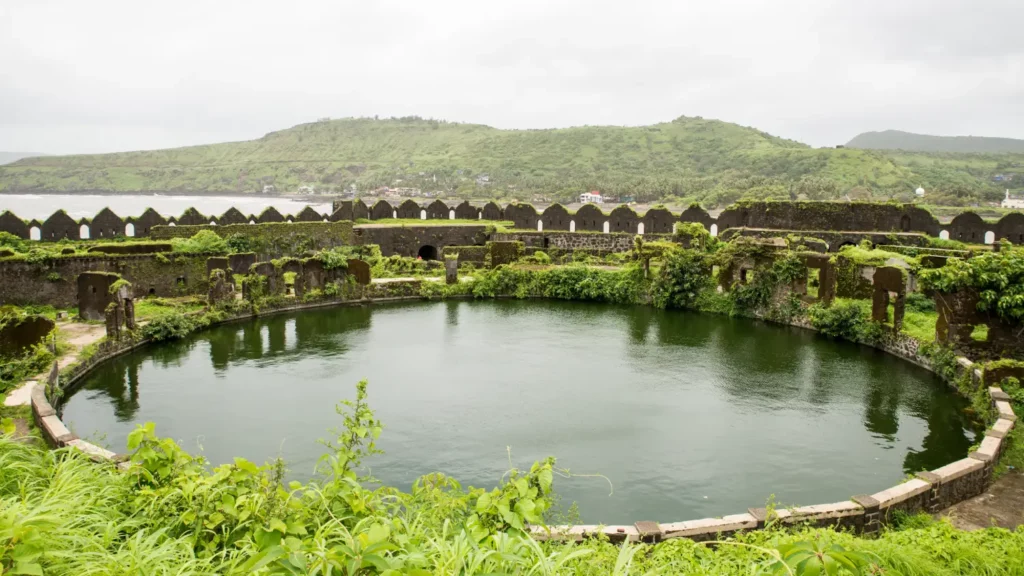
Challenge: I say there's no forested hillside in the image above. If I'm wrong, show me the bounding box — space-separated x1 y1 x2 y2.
1 117 1020 207
848 130 1024 154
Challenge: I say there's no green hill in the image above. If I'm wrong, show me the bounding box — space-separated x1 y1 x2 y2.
847 130 1024 153
1 117 1019 207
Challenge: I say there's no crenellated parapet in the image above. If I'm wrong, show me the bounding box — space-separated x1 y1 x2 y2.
4 200 1024 250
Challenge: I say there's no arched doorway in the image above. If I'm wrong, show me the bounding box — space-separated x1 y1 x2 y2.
602 221 610 234
710 223 718 237
637 222 645 234
125 223 135 237
537 220 543 231
29 226 41 241
939 230 949 240
79 224 90 239
418 245 438 260
569 220 576 232
984 231 995 244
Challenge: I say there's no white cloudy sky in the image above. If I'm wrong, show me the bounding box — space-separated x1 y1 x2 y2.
1 0 1021 154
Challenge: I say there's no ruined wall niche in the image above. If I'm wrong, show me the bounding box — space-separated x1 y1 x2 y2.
77 272 121 321
678 205 714 231
574 204 605 232
207 268 232 305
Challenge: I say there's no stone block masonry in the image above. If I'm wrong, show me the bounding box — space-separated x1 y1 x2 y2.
150 221 354 260
0 253 214 307
352 225 489 257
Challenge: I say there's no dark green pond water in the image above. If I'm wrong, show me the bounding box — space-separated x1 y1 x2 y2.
61 300 977 524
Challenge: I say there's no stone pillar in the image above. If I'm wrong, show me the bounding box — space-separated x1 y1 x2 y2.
208 269 231 305
104 302 122 339
124 298 136 330
445 256 459 285
851 494 880 536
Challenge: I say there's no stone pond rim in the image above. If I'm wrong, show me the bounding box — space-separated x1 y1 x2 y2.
54 301 991 528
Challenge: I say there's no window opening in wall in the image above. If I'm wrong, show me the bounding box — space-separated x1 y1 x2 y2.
537 220 543 231
638 222 645 234
543 237 550 249
807 268 820 299
148 288 156 296
570 220 576 232
740 269 752 283
91 286 96 293
603 221 610 234
420 209 427 220
984 231 995 244
449 209 455 220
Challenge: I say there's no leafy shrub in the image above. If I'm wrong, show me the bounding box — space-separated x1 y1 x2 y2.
919 246 1024 324
224 233 256 253
171 230 228 254
905 291 935 313
808 301 865 340
652 247 712 309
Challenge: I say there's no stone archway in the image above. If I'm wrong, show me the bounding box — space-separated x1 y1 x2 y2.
418 245 438 260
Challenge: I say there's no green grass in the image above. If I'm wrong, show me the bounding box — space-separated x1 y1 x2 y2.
2 116 1019 207
133 296 207 321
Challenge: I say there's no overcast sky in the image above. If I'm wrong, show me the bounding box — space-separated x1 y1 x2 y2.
1 0 1022 155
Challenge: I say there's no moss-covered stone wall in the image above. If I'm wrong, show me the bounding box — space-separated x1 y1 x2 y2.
149 221 354 260
352 225 489 257
0 253 213 307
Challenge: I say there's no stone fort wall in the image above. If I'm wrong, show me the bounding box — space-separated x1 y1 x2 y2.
4 201 1023 248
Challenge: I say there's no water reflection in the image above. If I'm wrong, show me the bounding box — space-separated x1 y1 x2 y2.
62 300 978 523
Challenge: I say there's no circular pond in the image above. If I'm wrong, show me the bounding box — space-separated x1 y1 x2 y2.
61 300 977 524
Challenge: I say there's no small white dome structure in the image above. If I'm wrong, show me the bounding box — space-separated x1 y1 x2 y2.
915 187 925 197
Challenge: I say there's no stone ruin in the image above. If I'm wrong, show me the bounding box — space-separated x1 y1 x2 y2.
871 267 906 333
793 253 836 305
346 259 371 285
77 272 122 322
0 314 55 357
933 289 1024 358
208 269 232 305
445 256 459 285
239 258 370 302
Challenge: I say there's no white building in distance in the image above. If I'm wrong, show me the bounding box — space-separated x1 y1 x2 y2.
579 191 604 204
915 186 925 197
1002 189 1024 209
